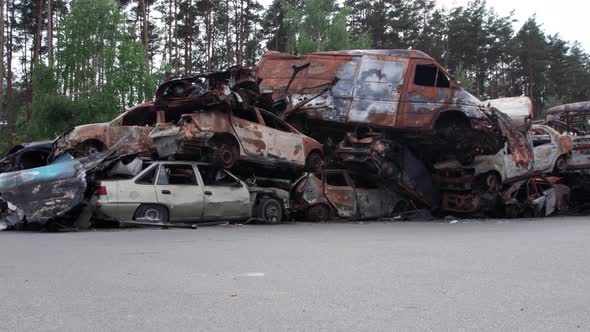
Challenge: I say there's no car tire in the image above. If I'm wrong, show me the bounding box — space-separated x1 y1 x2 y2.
305 204 331 222
257 197 283 224
554 155 568 174
212 141 238 169
134 204 169 223
304 151 323 173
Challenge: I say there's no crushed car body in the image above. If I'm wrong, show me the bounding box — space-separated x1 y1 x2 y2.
0 140 54 174
291 169 408 221
149 107 324 171
53 102 162 158
0 152 120 230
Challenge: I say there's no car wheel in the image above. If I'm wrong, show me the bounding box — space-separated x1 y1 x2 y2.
212 142 238 169
305 151 323 173
257 198 283 224
306 204 331 222
134 205 169 223
554 155 568 174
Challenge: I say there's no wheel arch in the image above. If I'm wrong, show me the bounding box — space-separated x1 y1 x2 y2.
434 110 471 130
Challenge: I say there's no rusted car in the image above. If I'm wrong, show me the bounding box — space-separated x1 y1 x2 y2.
149 107 324 171
435 125 572 188
94 161 290 224
257 50 508 160
155 66 260 115
546 102 590 172
291 169 407 221
502 177 570 218
53 102 163 158
434 125 573 214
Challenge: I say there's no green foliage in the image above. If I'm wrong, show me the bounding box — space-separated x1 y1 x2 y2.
25 0 156 142
286 0 352 54
453 64 476 95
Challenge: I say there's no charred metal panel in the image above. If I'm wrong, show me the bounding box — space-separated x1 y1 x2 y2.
348 56 406 125
0 154 86 223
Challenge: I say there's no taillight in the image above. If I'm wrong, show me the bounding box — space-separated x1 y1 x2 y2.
96 186 108 196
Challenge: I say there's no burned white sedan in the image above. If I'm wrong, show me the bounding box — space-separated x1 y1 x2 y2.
94 161 289 224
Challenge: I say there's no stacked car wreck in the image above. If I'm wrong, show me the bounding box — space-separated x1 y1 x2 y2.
1 49 587 231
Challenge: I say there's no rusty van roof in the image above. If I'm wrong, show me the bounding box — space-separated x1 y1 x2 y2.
261 49 435 60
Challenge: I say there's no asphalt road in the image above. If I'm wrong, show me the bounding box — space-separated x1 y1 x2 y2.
2 217 590 331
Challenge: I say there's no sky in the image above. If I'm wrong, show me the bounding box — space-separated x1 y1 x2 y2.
257 0 590 51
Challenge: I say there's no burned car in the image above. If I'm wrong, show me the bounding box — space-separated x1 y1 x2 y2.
503 177 570 218
0 140 53 173
545 101 590 173
291 169 408 221
155 66 260 114
434 124 573 214
94 161 290 224
149 107 324 172
0 146 122 230
54 102 163 158
435 125 572 188
257 50 507 160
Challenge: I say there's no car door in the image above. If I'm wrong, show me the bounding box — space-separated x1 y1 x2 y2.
155 163 205 222
115 164 160 219
197 165 251 220
348 173 388 219
400 60 453 128
531 127 558 173
258 110 307 166
323 170 358 218
108 105 159 153
348 55 408 126
230 108 268 157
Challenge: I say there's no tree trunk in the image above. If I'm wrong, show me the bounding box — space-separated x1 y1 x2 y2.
167 0 172 65
0 0 4 133
6 0 14 147
174 0 179 75
33 0 42 64
139 0 149 67
205 0 211 71
47 0 53 64
184 0 192 75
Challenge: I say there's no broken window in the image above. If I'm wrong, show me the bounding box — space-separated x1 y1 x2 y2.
260 111 291 132
199 166 240 186
122 107 157 126
436 70 451 88
136 164 158 185
157 164 198 185
233 108 260 123
326 172 349 187
531 128 552 147
414 64 438 87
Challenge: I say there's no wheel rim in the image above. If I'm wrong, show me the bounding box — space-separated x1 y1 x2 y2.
264 204 280 222
143 208 162 222
218 144 235 168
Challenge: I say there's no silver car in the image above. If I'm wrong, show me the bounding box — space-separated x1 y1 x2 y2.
95 161 289 224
